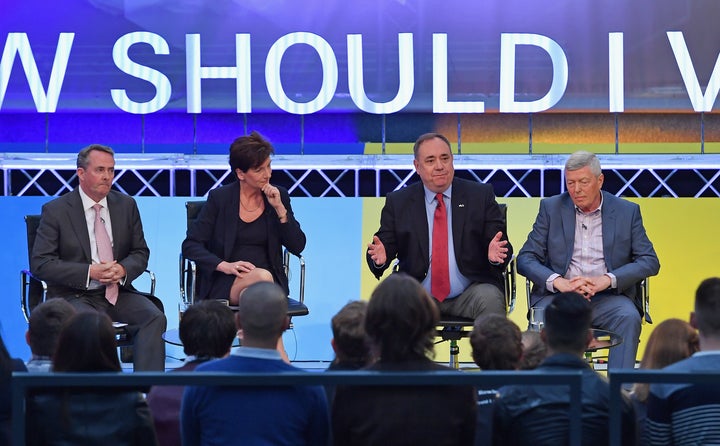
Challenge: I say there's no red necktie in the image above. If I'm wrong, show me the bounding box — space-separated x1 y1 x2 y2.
431 193 450 301
93 204 119 305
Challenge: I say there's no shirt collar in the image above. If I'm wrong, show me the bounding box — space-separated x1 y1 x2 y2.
231 346 283 360
424 184 452 205
692 350 720 357
78 187 109 212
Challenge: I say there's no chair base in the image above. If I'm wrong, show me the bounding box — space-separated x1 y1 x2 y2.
437 316 474 369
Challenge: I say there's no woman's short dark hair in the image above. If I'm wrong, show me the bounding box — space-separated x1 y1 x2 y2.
179 300 237 358
229 131 275 173
52 311 121 372
365 273 439 362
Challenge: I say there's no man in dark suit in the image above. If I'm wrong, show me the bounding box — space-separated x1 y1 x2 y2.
31 144 166 371
517 150 660 370
366 132 512 319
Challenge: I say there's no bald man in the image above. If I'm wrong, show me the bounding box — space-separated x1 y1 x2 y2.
181 283 329 446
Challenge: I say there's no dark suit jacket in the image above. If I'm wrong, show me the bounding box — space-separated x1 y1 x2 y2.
517 191 660 312
367 178 512 293
30 189 151 299
181 181 306 298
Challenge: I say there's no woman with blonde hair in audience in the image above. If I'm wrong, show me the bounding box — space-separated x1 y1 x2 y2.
26 311 158 445
631 318 699 438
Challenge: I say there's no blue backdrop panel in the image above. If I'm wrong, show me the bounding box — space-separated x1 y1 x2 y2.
0 196 363 364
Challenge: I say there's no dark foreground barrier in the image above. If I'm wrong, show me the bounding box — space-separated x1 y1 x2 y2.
13 370 584 445
608 370 720 445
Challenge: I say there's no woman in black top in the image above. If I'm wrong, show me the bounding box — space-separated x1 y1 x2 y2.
182 131 306 305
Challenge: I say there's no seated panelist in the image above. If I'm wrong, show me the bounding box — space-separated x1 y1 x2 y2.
366 132 512 319
182 131 306 305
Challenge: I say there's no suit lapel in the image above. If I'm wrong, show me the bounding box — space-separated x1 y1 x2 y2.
409 184 430 264
600 191 616 270
451 179 466 256
560 195 576 273
67 189 93 262
224 183 241 259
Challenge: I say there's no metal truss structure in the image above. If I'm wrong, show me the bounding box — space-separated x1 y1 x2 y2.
2 153 720 198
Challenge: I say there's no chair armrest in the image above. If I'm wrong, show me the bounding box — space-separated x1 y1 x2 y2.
283 249 305 305
641 277 652 324
20 269 47 322
179 253 197 306
142 269 156 296
504 256 517 314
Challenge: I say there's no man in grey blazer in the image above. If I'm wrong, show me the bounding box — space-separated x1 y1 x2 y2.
31 144 166 371
517 151 660 370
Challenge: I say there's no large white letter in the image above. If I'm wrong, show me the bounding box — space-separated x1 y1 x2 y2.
499 33 568 113
347 33 414 114
111 32 171 114
0 33 73 112
433 33 484 113
186 33 251 113
668 31 720 112
609 32 624 113
266 32 337 114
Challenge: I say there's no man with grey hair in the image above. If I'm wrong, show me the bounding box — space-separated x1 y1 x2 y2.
31 144 167 371
367 132 512 320
517 150 660 370
181 282 329 446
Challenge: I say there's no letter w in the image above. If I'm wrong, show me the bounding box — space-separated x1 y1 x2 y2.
0 33 74 112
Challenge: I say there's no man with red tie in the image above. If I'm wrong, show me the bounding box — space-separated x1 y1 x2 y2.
31 144 166 371
366 133 512 319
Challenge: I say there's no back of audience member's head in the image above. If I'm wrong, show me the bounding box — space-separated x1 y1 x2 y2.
237 282 288 348
331 300 372 366
470 314 522 370
26 299 76 357
518 330 548 370
52 311 121 372
543 292 592 355
180 300 237 358
693 277 720 340
632 318 698 402
365 273 439 362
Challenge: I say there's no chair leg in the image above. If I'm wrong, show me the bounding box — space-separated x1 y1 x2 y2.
449 340 460 369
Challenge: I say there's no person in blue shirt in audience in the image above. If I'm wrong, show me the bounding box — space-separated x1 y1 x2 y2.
181 282 329 446
645 277 720 445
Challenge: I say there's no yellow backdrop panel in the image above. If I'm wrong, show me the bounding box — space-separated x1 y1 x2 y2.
361 196 720 365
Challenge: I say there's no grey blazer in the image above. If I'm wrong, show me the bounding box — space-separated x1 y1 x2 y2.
517 191 660 312
31 188 150 298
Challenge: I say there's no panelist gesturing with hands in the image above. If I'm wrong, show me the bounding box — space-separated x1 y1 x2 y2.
182 132 306 306
367 132 512 320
